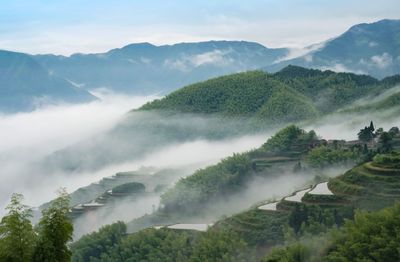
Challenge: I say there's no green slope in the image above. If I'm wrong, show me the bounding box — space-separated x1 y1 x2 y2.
140 66 400 124
69 127 400 261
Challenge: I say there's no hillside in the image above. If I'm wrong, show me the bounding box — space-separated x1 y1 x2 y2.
266 19 400 79
0 50 96 113
69 125 400 261
34 41 288 94
41 65 400 173
140 66 400 121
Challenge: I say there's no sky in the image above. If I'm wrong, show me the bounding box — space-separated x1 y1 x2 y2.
0 0 399 55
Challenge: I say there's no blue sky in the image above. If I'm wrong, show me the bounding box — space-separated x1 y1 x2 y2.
1 0 399 55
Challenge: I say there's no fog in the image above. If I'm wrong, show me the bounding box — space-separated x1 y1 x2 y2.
0 91 270 216
0 92 160 211
1 88 399 240
305 107 400 141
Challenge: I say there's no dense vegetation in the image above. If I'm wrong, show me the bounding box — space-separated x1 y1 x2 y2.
111 182 146 194
260 125 317 152
5 125 400 261
140 66 400 124
71 225 250 262
263 203 400 262
161 126 318 215
70 222 127 262
305 145 363 168
0 189 73 262
324 203 400 261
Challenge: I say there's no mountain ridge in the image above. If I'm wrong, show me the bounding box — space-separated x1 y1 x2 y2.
0 50 97 113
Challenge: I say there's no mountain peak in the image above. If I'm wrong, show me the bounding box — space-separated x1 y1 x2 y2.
275 65 331 78
121 42 156 50
347 18 400 33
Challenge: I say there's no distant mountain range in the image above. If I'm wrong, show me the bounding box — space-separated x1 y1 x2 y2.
266 19 400 78
0 19 399 112
33 41 287 94
0 50 96 113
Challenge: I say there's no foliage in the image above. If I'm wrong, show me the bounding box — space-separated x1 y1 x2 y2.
358 125 374 142
262 243 311 262
305 145 362 168
161 153 253 214
324 203 400 262
262 125 317 152
72 225 250 262
378 132 393 153
257 87 318 122
160 125 320 216
111 182 145 194
140 71 278 115
0 193 36 262
190 229 251 262
33 188 73 262
70 222 127 262
140 66 398 124
101 228 196 262
216 209 288 247
290 204 353 236
373 151 400 169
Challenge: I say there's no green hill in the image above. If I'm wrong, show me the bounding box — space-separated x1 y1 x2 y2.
140 66 400 124
68 126 400 261
329 151 400 211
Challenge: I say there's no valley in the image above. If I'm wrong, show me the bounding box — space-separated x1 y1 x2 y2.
1 4 400 260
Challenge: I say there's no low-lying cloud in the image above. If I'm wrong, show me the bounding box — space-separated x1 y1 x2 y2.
164 49 233 71
0 91 158 211
0 90 271 215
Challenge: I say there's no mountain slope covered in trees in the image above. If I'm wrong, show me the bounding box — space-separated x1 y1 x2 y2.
66 125 400 261
140 65 400 122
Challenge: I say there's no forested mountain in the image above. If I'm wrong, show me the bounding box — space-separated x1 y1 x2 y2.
44 65 400 172
34 41 288 94
266 19 400 79
141 65 400 120
67 125 400 261
0 50 96 113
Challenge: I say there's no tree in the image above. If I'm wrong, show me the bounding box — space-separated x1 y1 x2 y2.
0 193 36 262
262 243 310 262
357 126 374 142
190 230 250 262
369 121 375 133
324 203 400 261
388 126 399 136
33 188 73 262
378 132 393 153
375 127 384 137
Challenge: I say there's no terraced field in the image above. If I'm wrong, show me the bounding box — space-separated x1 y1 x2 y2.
210 151 400 254
329 152 400 210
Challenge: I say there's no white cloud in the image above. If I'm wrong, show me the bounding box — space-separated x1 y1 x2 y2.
369 41 378 47
164 49 233 71
164 58 190 71
140 57 152 64
190 49 233 67
371 52 393 69
274 42 326 63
